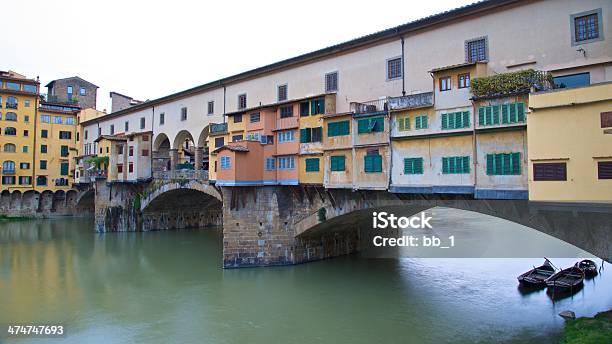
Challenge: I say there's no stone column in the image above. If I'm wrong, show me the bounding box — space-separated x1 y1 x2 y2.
169 149 178 170
195 147 204 170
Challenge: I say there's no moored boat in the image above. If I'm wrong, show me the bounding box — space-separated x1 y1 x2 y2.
546 266 584 292
517 259 556 287
574 259 598 278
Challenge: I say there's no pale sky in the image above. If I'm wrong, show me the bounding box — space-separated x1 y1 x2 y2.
4 0 475 112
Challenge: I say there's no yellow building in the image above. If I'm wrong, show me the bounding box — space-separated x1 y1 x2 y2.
298 95 334 185
322 112 353 189
0 71 39 191
36 102 80 191
528 82 612 202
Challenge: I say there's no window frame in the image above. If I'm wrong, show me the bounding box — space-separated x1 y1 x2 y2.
386 56 403 81
439 76 452 91
277 84 288 102
465 36 488 63
458 73 471 89
238 94 247 110
325 71 339 93
570 8 604 45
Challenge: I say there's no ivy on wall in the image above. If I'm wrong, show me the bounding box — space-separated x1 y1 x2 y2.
471 69 553 98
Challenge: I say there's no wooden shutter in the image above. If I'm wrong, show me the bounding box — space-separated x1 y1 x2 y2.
486 154 494 175
492 105 500 124
516 103 525 122
601 112 612 128
442 113 448 129
511 153 521 175
358 119 369 133
478 107 485 126
462 156 470 173
300 128 310 143
462 112 470 128
533 163 567 181
598 161 612 179
501 104 510 124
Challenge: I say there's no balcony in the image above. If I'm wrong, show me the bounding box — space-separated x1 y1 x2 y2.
45 94 78 105
209 123 228 134
350 98 388 115
471 69 553 99
388 92 433 111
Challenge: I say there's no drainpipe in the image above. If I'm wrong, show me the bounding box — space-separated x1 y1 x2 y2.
471 99 477 195
401 37 406 97
32 84 39 191
151 105 155 178
223 85 226 124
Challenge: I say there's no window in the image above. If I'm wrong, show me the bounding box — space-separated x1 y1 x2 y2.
465 37 488 62
364 151 383 173
249 112 260 123
117 164 123 173
6 96 17 109
23 84 37 93
80 87 86 96
439 76 451 91
277 156 295 170
36 176 47 186
442 156 470 174
20 162 30 169
2 161 15 173
387 57 402 80
325 71 338 93
24 115 30 123
278 84 288 102
458 73 470 88
5 112 17 121
41 115 50 123
234 114 242 123
238 94 247 110
22 146 28 153
602 112 612 128
597 161 612 180
486 153 521 175
129 146 134 156
110 125 115 135
117 145 124 155
310 98 325 115
280 105 293 118
181 107 187 121
479 103 525 126
300 127 322 143
128 163 134 173
60 145 69 157
53 116 63 124
415 115 428 129
330 155 345 171
24 130 29 137
65 117 75 125
142 149 149 156
60 162 69 176
124 121 129 132
246 132 261 141
397 116 410 131
3 144 16 152
140 117 145 129
6 83 20 91
441 111 470 129
327 121 350 137
67 86 73 97
278 130 294 143
265 157 276 170
220 156 231 170
24 100 30 108
404 158 424 174
2 176 16 185
232 134 243 142
357 116 384 134
85 130 88 139
533 162 567 181
59 131 72 139
40 160 47 170
207 101 214 115
553 73 590 89
305 158 319 172
98 127 102 136
41 145 48 154
19 176 31 185
39 129 48 138
572 9 603 44
300 102 310 116
215 137 224 148
4 127 16 136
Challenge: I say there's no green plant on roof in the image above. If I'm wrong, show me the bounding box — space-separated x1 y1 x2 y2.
471 69 553 98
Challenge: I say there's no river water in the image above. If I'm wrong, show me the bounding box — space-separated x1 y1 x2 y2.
1 213 610 344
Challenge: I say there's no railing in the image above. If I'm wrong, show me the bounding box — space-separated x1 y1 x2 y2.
350 98 388 114
388 92 433 111
45 95 79 104
210 122 228 134
153 169 209 181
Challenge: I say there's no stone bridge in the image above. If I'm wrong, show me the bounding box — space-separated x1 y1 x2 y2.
86 173 612 268
0 187 94 217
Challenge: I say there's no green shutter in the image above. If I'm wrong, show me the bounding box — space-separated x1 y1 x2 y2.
462 156 470 173
311 101 316 115
478 107 485 126
398 116 409 131
357 119 369 133
300 128 311 143
364 155 382 173
486 154 494 175
404 158 424 174
330 156 345 171
492 105 500 124
372 117 384 132
300 102 310 116
415 158 423 174
422 116 428 129
60 145 69 157
398 117 404 131
516 102 525 122
462 111 470 128
442 157 449 174
442 113 448 129
60 162 69 176
501 104 510 124
305 158 319 172
318 98 325 114
512 152 521 174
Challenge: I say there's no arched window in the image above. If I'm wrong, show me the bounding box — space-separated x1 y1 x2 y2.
6 96 17 109
3 144 16 152
4 127 17 136
2 161 15 173
5 112 17 121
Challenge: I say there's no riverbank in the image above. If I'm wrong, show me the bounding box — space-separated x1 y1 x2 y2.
560 310 612 344
0 214 31 222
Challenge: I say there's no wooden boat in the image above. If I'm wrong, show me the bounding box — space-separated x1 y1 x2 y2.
546 266 584 291
517 259 556 287
575 259 598 278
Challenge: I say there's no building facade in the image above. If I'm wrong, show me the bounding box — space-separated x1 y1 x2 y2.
46 77 98 110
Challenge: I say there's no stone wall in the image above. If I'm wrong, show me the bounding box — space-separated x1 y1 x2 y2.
0 189 91 217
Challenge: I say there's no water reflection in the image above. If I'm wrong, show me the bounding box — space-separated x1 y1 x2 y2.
0 218 610 344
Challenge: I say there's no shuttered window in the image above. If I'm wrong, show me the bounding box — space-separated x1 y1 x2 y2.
415 115 428 129
533 163 567 181
305 158 320 172
330 156 345 171
486 152 521 175
60 145 69 157
327 121 350 137
364 154 382 173
300 127 322 143
597 161 612 180
501 102 525 124
397 116 410 131
60 162 69 176
357 116 384 134
300 128 311 143
404 158 423 174
442 156 470 174
441 111 470 130
600 112 612 128
300 102 310 116
310 98 325 115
